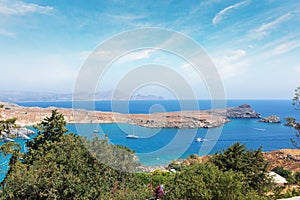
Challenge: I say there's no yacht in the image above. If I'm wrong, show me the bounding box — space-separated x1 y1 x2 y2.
126 125 139 139
195 138 207 142
126 134 139 139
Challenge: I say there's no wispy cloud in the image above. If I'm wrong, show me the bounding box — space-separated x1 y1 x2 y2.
270 41 300 56
0 29 15 37
213 49 247 79
0 0 53 16
212 1 249 25
97 13 148 28
253 13 292 39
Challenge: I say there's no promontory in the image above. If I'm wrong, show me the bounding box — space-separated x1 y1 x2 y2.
0 102 261 129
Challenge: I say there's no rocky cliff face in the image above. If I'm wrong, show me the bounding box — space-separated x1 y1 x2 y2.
226 104 261 118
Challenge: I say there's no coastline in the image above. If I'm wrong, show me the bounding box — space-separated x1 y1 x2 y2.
0 101 260 129
137 148 300 173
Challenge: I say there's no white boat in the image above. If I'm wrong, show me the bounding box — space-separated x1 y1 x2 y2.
253 128 266 131
126 134 139 139
126 125 139 139
195 138 207 142
3 137 15 142
93 129 100 133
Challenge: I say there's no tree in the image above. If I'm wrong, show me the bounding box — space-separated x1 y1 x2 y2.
0 118 17 137
27 110 67 151
0 110 147 200
292 86 300 110
165 163 268 200
210 143 273 194
286 86 300 148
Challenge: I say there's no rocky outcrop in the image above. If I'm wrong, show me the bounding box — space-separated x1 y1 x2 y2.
259 115 281 123
226 104 261 118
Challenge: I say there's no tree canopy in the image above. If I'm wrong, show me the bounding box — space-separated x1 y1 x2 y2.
210 142 272 193
0 110 147 200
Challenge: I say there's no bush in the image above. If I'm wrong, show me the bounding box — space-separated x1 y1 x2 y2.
164 163 268 200
210 142 273 193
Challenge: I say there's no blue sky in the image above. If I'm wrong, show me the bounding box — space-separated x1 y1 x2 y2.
0 0 300 99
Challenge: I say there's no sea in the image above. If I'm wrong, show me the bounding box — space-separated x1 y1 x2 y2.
1 100 300 180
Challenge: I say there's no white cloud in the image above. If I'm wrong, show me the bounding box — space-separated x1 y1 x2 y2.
0 29 15 37
212 1 249 25
270 41 300 55
213 49 247 79
253 13 291 39
0 0 53 16
117 49 155 63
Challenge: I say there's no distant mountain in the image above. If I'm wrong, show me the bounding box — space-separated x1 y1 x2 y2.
130 94 164 100
0 90 165 102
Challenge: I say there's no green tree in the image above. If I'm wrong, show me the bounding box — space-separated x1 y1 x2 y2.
27 110 67 151
0 118 17 137
292 86 300 110
210 143 272 194
0 110 147 200
165 163 268 200
294 171 300 183
286 86 300 148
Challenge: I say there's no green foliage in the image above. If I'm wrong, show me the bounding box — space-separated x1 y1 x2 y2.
285 117 300 148
168 160 185 171
0 110 148 200
0 118 17 136
292 86 300 110
210 142 273 193
294 171 300 183
288 86 300 148
150 170 174 188
165 163 268 200
0 104 4 109
0 142 21 157
82 134 138 174
273 186 300 199
27 110 67 151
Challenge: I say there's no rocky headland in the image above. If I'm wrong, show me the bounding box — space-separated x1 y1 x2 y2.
225 104 261 118
0 102 261 129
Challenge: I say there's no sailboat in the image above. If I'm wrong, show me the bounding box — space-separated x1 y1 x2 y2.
126 125 139 139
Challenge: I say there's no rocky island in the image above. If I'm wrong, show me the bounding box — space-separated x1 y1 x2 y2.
0 102 261 129
259 115 281 123
226 104 261 118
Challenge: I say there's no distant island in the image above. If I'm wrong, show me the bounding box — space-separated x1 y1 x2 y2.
0 90 165 102
0 102 260 129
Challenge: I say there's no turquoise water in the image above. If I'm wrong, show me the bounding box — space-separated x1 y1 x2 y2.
1 100 300 181
18 100 300 164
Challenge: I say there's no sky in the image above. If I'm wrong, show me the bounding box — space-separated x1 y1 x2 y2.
0 0 300 99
